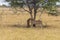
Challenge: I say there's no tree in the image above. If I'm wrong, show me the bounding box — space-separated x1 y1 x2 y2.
5 0 59 27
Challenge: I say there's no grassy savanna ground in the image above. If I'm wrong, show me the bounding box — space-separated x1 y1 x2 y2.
0 7 60 40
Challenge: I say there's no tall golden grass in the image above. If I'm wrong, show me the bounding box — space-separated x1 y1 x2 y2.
0 7 60 40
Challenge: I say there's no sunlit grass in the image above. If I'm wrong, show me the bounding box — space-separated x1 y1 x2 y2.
0 7 60 40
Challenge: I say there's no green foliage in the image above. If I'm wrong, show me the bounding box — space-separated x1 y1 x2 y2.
40 0 59 16
6 0 24 7
5 0 59 15
5 0 59 8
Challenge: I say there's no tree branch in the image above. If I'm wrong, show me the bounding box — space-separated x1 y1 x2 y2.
22 7 30 13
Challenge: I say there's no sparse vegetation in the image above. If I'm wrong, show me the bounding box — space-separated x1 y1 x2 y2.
0 6 60 40
0 0 60 40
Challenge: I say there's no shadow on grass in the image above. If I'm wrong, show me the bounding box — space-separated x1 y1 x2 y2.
6 24 27 28
1 24 59 29
6 24 50 28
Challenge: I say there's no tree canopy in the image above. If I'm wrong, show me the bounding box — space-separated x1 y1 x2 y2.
5 0 59 13
5 0 59 7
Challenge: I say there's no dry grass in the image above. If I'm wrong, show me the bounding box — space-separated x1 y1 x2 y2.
0 8 60 40
0 27 60 40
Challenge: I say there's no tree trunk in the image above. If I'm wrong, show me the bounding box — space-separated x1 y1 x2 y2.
27 18 31 28
27 10 33 27
33 7 37 27
27 18 34 28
